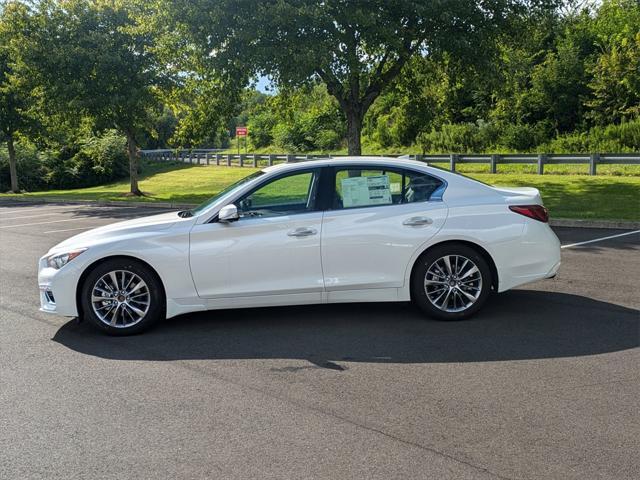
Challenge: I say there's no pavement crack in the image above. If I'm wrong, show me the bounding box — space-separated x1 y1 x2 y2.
144 352 513 480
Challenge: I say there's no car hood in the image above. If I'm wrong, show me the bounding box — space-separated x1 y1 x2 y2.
49 211 182 253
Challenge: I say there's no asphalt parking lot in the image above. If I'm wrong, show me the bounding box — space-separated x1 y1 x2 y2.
1 202 638 480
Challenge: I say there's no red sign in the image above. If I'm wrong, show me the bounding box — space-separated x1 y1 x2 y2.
236 126 248 136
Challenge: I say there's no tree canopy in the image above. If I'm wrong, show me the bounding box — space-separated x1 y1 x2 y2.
18 0 168 194
1 0 639 193
165 0 542 154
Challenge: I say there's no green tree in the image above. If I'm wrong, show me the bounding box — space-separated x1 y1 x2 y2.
164 0 528 155
0 1 37 192
23 0 166 195
586 0 640 124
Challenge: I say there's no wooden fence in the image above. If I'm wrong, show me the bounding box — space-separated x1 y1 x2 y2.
140 149 640 175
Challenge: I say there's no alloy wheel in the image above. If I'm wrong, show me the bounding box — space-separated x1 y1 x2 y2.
424 255 483 313
91 270 150 328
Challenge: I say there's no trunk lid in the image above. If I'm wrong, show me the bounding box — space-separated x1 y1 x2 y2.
490 186 543 205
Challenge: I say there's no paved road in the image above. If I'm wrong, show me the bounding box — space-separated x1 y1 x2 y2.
1 203 638 480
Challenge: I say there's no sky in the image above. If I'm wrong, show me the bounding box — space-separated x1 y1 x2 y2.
254 75 275 94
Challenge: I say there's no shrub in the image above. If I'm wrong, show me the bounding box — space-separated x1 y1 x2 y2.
539 117 640 152
418 123 484 153
0 141 48 192
0 130 129 192
497 122 551 151
314 129 342 151
272 123 308 152
248 112 277 149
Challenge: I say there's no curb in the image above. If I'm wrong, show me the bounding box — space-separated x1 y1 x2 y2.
1 197 639 230
549 218 640 230
0 197 197 210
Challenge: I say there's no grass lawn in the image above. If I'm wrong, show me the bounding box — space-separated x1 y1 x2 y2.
2 161 639 221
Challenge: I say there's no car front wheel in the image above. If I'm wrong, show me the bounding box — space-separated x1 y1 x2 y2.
80 258 165 335
411 244 492 321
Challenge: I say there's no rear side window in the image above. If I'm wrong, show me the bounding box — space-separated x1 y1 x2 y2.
333 167 443 209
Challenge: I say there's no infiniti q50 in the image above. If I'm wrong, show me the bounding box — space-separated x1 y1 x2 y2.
38 157 561 334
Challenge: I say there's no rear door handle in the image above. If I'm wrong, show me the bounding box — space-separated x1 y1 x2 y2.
287 227 317 237
403 216 433 227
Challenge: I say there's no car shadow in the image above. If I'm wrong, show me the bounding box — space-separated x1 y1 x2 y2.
52 289 639 367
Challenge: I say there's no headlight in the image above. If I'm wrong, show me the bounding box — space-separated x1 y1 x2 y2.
47 248 87 269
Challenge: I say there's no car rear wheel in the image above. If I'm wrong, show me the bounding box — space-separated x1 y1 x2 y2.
411 244 492 321
80 258 165 335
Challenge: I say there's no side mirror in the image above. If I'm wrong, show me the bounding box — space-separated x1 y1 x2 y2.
218 204 239 223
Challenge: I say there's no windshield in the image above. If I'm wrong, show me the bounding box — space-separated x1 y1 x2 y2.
189 171 265 216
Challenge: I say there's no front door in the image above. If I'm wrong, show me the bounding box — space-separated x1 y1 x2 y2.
189 168 324 300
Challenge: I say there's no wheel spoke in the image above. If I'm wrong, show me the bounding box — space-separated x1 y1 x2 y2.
128 281 145 294
125 302 145 318
456 258 469 276
459 265 479 280
109 304 120 326
442 256 452 275
457 287 477 303
92 295 112 302
123 273 135 291
98 279 113 293
109 271 120 290
438 288 452 309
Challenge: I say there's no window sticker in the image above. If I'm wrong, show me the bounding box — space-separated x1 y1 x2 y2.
390 182 401 194
341 175 392 208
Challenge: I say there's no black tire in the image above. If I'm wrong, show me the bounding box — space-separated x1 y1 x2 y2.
411 243 492 321
80 258 165 335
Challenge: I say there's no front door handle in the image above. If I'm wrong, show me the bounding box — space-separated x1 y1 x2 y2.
287 227 318 237
403 216 433 227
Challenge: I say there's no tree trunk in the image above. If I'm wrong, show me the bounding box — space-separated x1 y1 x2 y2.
125 130 142 196
7 134 19 193
346 107 363 156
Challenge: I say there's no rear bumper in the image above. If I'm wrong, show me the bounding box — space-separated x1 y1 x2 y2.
495 219 562 292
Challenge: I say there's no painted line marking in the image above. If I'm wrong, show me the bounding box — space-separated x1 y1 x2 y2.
0 206 162 222
43 226 96 234
0 204 85 215
0 208 169 230
0 218 85 229
0 210 92 221
561 230 640 249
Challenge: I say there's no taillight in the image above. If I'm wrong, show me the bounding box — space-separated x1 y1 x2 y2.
509 205 549 223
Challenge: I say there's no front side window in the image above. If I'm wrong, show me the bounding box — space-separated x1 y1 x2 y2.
333 168 443 209
236 170 319 218
190 171 265 216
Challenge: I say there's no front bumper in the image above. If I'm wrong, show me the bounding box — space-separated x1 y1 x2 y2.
38 256 81 317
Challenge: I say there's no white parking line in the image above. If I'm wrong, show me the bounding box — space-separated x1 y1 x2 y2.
561 230 640 249
43 226 96 234
0 204 84 215
0 211 88 221
0 218 85 229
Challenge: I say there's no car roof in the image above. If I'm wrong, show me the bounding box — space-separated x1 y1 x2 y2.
263 156 441 174
260 157 500 202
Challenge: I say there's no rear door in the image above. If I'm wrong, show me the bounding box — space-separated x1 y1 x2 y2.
320 165 448 292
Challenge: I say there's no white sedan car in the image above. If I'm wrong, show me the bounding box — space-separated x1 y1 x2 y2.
38 157 561 335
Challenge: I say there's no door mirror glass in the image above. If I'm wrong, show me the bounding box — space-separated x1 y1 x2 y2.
218 204 239 223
